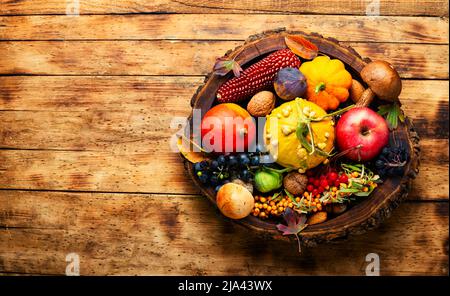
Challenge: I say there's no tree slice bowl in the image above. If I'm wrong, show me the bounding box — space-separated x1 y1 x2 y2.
185 29 420 247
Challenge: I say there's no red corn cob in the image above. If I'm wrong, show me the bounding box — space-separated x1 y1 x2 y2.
216 49 301 103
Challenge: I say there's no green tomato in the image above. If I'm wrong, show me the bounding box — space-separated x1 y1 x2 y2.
254 168 283 193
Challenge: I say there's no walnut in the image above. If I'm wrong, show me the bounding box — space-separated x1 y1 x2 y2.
246 91 275 117
283 171 308 196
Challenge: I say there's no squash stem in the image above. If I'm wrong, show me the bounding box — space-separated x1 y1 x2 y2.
315 82 326 93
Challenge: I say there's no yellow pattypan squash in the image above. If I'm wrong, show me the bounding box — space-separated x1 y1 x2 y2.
299 56 352 111
264 99 334 171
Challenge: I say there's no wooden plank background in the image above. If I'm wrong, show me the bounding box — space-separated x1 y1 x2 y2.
0 0 448 275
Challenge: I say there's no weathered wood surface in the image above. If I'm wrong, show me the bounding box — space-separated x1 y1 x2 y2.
0 41 447 78
0 15 448 44
0 191 448 275
0 77 447 200
0 0 448 16
0 3 448 275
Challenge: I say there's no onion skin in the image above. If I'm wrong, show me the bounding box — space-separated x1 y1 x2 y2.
216 183 254 219
274 68 307 101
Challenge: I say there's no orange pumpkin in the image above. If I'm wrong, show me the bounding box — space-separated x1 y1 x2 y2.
299 56 352 111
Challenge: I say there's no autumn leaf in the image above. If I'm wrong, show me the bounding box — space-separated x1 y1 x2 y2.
285 35 318 60
276 207 308 253
176 136 210 163
213 57 243 77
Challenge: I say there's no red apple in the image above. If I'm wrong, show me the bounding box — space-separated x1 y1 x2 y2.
201 103 256 153
336 107 389 161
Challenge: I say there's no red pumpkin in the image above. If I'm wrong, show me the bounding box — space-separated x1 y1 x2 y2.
201 103 256 153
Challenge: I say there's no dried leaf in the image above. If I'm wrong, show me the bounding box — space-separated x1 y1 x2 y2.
213 57 243 77
285 35 318 60
177 137 210 163
276 207 308 252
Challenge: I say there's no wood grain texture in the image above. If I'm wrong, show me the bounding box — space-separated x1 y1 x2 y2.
0 191 447 275
1 14 448 44
0 41 447 78
0 0 448 275
0 139 445 200
0 77 447 199
0 0 448 16
1 76 447 115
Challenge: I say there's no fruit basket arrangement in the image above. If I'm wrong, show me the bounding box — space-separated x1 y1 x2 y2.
178 29 420 249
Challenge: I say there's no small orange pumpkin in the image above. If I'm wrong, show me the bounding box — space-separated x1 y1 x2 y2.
299 56 352 111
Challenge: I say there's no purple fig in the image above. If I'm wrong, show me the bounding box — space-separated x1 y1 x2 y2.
274 67 307 101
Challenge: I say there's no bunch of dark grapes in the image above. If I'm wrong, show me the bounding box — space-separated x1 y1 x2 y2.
374 144 409 177
193 150 264 192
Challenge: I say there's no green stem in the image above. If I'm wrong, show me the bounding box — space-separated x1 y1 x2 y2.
264 166 293 174
315 82 326 93
294 98 331 157
310 104 355 122
306 122 316 155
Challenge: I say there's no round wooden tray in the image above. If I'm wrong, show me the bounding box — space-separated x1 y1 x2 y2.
185 29 420 246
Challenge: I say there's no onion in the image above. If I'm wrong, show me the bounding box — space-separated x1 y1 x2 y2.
216 183 254 219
